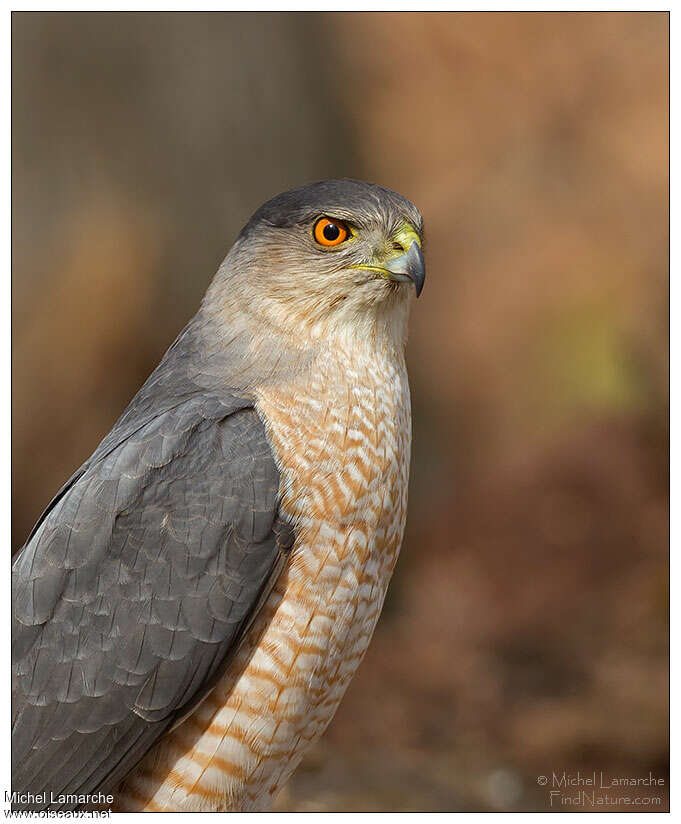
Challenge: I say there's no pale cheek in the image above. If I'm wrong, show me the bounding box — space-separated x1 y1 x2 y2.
357 278 396 305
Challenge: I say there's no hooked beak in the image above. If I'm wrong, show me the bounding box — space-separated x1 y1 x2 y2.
349 222 426 297
383 241 426 298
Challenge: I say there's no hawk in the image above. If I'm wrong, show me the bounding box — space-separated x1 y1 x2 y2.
12 179 425 812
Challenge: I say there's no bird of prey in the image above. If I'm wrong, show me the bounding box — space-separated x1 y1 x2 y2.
12 179 425 812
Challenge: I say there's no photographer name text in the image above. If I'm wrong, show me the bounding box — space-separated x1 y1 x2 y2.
550 771 664 788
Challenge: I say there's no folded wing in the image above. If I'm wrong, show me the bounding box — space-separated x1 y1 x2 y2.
12 394 292 810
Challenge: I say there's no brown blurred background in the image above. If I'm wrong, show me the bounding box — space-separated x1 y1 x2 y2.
12 12 668 812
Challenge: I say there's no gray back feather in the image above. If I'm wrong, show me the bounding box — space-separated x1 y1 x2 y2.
12 323 294 810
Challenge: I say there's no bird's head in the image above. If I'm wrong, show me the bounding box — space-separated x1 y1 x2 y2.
209 180 424 346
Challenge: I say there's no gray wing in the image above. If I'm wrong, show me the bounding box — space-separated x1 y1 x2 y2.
12 394 293 810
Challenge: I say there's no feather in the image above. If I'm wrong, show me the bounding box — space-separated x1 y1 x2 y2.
12 350 293 811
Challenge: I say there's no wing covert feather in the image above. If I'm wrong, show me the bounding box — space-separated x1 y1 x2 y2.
12 395 293 810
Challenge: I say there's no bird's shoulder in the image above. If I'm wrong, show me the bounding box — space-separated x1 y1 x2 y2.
12 332 294 807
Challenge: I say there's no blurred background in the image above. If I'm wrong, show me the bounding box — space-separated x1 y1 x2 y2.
12 12 668 812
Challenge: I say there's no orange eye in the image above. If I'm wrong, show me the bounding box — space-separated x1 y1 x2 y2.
313 217 349 247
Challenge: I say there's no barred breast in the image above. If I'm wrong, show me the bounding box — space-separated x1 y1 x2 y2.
116 339 411 811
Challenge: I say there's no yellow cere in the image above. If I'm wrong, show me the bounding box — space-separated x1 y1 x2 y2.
348 221 422 280
390 222 421 257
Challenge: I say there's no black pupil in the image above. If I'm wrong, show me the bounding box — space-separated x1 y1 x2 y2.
323 222 341 242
